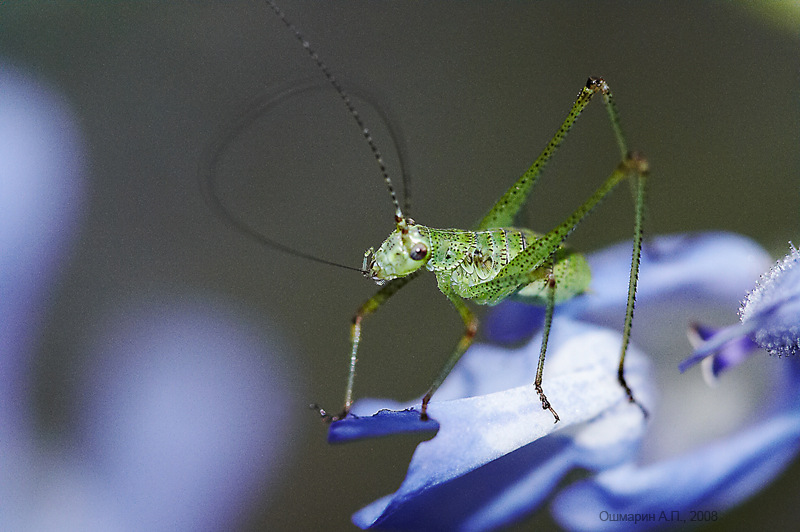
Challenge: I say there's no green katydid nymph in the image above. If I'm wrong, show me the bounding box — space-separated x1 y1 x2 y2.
258 1 650 424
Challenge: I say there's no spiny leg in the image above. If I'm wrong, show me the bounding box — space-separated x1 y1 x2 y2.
420 281 478 421
462 154 650 417
595 83 651 416
474 73 650 416
477 77 624 231
596 79 652 416
617 164 649 418
600 80 630 160
596 77 650 415
534 262 560 422
592 86 650 416
483 159 638 290
313 273 418 423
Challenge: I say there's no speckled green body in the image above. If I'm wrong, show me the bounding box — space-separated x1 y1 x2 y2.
420 226 590 306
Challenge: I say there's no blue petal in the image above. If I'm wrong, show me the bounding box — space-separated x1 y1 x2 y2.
678 321 759 373
705 334 760 380
328 409 439 443
551 410 800 531
485 233 772 343
337 318 652 441
347 319 653 531
482 302 544 344
354 435 578 532
573 232 771 315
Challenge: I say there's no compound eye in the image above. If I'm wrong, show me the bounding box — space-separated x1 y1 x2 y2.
409 243 428 261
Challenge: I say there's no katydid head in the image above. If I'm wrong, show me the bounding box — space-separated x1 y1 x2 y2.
363 221 430 283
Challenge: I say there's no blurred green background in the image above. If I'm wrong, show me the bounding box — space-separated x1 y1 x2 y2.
2 1 798 531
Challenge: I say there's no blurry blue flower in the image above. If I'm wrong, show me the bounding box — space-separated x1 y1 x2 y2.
1 64 300 531
331 232 800 531
75 298 298 532
1 63 86 529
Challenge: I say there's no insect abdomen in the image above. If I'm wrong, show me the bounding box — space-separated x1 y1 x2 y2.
425 226 590 305
512 245 591 304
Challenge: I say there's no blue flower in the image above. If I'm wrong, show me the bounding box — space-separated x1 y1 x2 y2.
330 232 800 531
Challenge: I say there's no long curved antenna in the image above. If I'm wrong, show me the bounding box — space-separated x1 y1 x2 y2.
265 0 407 224
201 81 366 274
201 78 411 273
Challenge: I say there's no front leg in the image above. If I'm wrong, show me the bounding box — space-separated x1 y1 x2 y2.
534 260 560 422
314 274 418 423
476 78 627 231
420 277 478 421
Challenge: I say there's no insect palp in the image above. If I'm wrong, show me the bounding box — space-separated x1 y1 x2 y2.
362 248 374 272
309 403 346 423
